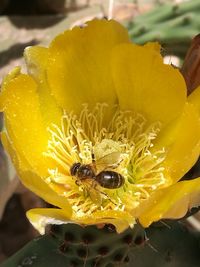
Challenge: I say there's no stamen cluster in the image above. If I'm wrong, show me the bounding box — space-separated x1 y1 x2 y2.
44 104 166 218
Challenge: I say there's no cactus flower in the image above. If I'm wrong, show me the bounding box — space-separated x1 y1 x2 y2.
1 19 200 234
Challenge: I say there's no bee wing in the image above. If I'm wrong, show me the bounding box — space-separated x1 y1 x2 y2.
95 152 122 171
88 186 102 205
82 179 102 205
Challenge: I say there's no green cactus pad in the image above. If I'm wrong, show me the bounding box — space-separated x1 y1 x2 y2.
127 0 200 57
1 221 200 267
0 223 145 267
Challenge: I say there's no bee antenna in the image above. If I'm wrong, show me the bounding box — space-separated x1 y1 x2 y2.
70 162 81 176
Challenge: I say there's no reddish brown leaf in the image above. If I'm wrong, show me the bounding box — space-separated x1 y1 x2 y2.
181 34 200 95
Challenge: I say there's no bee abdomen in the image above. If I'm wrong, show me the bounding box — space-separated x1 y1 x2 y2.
96 171 124 189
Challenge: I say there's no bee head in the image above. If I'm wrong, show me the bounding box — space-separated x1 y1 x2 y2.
70 162 81 176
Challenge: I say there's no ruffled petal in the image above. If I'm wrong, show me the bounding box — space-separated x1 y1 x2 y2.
47 19 130 115
111 43 187 126
24 46 48 82
1 132 72 213
27 208 133 235
154 103 200 182
24 46 62 128
0 72 56 176
71 210 134 233
136 177 200 227
27 208 72 235
188 85 200 114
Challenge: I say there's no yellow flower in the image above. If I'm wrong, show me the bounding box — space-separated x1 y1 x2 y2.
1 19 200 235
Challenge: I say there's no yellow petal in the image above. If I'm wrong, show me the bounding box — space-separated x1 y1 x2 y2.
111 43 187 126
27 208 134 235
21 171 71 212
144 41 161 53
137 177 200 227
24 46 48 82
157 103 200 182
188 85 200 115
0 73 55 176
47 19 130 115
24 46 62 128
0 67 21 100
72 210 134 233
27 208 72 235
2 132 72 213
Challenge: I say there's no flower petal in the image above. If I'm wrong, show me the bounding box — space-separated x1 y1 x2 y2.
28 207 135 234
136 177 200 227
72 210 134 233
47 19 130 114
188 85 200 114
24 46 48 82
1 132 72 213
27 208 72 234
111 43 187 126
24 46 62 128
155 103 200 182
0 72 55 176
27 208 134 235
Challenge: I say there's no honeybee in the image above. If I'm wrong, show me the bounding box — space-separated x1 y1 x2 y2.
70 152 125 204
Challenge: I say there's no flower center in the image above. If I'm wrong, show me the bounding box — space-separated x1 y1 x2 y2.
44 104 167 217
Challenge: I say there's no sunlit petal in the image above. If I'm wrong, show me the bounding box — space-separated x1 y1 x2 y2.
1 132 72 212
111 43 186 126
137 178 200 227
154 103 200 182
27 208 72 235
47 19 130 115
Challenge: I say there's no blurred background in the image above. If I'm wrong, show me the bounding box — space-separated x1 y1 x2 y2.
0 0 200 263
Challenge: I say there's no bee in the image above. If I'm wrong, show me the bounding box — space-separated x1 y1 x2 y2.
70 152 125 203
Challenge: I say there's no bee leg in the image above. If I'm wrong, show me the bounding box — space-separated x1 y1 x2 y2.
75 180 80 185
75 179 89 197
92 182 116 206
75 179 81 186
